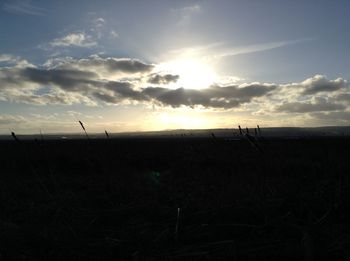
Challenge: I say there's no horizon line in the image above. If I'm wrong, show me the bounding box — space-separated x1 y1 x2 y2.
1 125 350 137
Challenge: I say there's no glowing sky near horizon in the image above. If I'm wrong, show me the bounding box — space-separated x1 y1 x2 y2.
1 0 350 134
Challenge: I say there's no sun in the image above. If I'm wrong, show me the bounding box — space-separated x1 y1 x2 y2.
156 58 217 89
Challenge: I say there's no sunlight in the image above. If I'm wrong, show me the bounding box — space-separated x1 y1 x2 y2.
154 111 209 130
156 58 217 89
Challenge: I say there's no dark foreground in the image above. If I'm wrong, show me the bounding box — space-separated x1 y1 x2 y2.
1 137 350 260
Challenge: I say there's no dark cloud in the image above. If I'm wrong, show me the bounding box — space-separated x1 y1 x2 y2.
142 84 276 108
276 100 346 113
104 59 153 73
147 73 179 84
0 66 140 105
143 87 207 107
301 75 347 95
311 111 350 122
104 81 145 100
54 57 154 74
92 92 120 104
96 84 258 108
0 61 277 108
20 67 99 91
335 93 350 102
206 84 276 99
0 67 26 87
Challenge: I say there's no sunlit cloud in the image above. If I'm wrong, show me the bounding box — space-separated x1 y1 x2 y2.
0 114 26 125
50 32 97 48
301 74 347 94
0 54 17 63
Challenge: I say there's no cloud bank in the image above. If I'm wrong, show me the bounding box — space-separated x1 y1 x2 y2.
0 55 349 124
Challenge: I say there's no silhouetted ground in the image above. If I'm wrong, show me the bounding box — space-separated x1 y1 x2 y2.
1 137 350 260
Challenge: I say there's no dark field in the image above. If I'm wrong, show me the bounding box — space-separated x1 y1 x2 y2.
1 137 350 260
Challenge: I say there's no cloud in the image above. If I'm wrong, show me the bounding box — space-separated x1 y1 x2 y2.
173 4 201 26
50 32 97 48
335 93 350 102
311 111 350 122
147 73 179 84
1 86 97 106
276 101 346 113
92 17 106 28
0 114 26 125
90 17 109 39
0 54 17 63
0 56 154 105
92 92 119 104
2 0 45 16
109 30 119 39
271 75 349 116
104 81 145 100
13 93 94 106
301 74 347 95
47 56 154 76
1 52 349 119
0 58 275 108
19 67 99 90
0 54 33 68
271 75 350 105
40 16 113 50
142 84 276 108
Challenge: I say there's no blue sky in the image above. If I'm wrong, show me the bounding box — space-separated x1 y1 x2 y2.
1 0 350 133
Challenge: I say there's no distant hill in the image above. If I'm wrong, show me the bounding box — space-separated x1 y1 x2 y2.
1 126 350 140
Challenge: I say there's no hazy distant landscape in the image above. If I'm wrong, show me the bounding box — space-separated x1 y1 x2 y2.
1 126 350 140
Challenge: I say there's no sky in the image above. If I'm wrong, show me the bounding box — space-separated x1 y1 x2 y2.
1 0 350 134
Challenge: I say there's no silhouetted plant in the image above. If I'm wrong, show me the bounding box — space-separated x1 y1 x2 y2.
79 120 90 140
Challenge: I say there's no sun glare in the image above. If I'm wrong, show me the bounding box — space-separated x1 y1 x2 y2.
157 59 217 89
156 112 209 129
